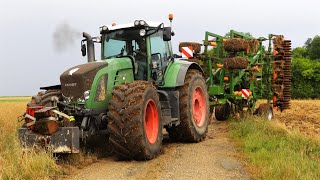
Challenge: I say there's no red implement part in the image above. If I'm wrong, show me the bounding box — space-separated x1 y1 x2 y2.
26 106 43 130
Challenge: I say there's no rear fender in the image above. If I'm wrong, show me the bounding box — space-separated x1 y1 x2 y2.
161 60 204 88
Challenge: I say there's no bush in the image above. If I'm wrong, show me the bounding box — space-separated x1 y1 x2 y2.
292 58 320 99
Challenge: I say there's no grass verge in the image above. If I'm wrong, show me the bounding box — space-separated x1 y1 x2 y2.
229 117 320 179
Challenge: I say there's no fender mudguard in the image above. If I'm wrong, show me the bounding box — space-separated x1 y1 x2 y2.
161 60 204 88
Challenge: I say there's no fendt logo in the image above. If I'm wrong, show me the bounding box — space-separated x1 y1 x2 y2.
64 83 77 87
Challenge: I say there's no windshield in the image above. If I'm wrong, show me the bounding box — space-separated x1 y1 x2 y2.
102 29 145 59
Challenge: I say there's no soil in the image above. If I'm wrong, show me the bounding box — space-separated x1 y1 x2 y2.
64 120 249 180
273 100 320 138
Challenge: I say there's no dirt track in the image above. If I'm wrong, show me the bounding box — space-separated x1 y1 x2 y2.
67 121 249 180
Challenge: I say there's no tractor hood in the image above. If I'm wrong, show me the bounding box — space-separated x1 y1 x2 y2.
60 62 108 101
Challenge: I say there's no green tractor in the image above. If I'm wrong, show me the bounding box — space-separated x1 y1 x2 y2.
18 17 210 160
18 15 291 160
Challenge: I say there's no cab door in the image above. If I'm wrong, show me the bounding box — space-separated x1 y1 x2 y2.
149 31 173 84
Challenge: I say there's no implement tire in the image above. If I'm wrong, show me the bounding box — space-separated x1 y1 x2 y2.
107 81 163 160
39 90 62 107
254 103 273 121
28 90 62 107
215 103 231 121
167 69 209 142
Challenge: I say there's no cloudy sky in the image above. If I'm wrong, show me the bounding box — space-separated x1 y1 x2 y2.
0 0 319 96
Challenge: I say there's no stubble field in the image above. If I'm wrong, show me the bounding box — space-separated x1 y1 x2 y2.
0 97 320 179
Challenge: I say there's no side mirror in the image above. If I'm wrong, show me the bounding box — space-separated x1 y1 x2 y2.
81 43 86 56
163 27 172 41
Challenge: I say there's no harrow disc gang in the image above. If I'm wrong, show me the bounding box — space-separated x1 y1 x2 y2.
272 36 291 111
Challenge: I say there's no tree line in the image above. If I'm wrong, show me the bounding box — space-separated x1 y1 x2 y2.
291 36 320 98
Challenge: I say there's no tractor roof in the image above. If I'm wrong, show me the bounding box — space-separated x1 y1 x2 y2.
107 21 166 31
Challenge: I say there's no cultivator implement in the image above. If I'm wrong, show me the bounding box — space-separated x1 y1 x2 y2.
189 30 293 120
272 36 292 111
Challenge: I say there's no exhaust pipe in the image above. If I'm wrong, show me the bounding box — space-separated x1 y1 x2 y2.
83 32 95 63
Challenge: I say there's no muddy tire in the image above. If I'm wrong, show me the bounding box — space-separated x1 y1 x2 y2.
215 103 231 121
167 69 209 142
254 103 273 120
107 81 163 160
39 90 62 107
29 90 62 107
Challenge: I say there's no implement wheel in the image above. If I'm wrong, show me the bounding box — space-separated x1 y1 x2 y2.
254 103 273 121
215 103 231 121
107 81 163 160
167 69 209 142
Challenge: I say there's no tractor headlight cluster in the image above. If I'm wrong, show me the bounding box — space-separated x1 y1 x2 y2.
134 20 148 27
84 90 90 101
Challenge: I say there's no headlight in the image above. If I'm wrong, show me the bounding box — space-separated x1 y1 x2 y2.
134 20 140 26
139 20 146 26
84 90 90 101
139 29 146 36
134 20 148 27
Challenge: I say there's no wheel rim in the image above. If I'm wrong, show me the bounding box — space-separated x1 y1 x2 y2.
144 99 159 144
192 87 206 127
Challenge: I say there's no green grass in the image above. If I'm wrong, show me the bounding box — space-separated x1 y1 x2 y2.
229 117 320 179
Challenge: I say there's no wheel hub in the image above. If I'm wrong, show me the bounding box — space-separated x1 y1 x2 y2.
144 99 159 144
192 87 206 127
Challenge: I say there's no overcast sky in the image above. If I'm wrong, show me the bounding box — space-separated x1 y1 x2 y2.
0 0 319 96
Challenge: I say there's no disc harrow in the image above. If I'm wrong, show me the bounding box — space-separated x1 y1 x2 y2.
272 36 291 111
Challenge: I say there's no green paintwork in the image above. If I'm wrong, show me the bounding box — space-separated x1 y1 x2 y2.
203 29 278 110
160 60 193 88
208 85 224 95
85 57 134 109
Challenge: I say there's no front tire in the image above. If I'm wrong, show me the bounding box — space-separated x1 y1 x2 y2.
167 69 209 142
107 81 163 160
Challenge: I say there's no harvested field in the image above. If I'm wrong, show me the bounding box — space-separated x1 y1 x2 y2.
273 100 320 138
0 97 61 179
1 97 320 179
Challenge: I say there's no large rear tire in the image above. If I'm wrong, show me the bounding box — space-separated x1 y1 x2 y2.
107 81 163 160
167 69 209 142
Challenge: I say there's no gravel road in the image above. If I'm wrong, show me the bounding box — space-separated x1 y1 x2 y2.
66 121 249 180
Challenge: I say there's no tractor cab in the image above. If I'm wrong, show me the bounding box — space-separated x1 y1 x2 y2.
83 20 174 83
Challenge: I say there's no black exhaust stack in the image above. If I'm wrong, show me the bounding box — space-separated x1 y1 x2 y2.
83 32 95 63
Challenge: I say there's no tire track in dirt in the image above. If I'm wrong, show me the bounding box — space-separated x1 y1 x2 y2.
66 121 249 180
